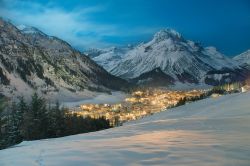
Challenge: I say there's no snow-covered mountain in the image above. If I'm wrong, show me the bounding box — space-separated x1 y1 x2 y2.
90 29 248 86
85 45 134 72
233 50 250 67
0 18 128 100
1 91 250 166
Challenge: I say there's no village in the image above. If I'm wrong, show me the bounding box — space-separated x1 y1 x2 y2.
69 89 205 125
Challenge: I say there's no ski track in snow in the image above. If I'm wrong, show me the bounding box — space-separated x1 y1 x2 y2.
36 149 45 166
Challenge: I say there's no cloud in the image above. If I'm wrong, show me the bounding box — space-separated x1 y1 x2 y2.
0 0 158 50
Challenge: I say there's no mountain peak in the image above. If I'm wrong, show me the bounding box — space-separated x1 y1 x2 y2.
17 25 46 36
153 29 182 42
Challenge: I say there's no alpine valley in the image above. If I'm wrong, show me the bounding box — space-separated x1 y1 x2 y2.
1 17 250 101
1 1 250 165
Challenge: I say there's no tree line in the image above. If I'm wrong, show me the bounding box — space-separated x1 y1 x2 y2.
0 93 111 149
174 82 243 107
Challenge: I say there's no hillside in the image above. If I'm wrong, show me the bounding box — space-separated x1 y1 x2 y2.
0 19 128 100
1 91 249 166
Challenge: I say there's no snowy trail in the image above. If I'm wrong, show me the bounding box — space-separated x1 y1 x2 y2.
0 92 250 166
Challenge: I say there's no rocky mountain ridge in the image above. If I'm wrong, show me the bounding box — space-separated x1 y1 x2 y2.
0 18 128 100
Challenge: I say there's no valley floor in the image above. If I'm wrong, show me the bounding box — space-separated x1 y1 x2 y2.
61 91 128 108
0 92 250 166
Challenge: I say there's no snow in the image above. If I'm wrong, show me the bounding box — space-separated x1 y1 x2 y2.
17 24 45 35
1 91 250 166
233 49 250 65
16 25 27 31
87 46 133 72
61 91 128 108
206 73 230 81
153 28 182 42
201 47 239 69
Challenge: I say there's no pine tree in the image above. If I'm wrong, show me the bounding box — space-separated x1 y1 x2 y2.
30 93 48 139
54 103 66 137
0 97 7 149
1 93 112 149
6 102 22 146
48 101 66 137
17 97 28 138
22 103 33 140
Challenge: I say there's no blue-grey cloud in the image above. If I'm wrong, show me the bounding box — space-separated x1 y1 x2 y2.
0 0 157 50
0 0 249 55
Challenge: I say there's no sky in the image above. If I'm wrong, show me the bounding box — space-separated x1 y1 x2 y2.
0 0 249 56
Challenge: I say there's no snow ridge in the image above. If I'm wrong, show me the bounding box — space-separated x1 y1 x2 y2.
233 49 250 66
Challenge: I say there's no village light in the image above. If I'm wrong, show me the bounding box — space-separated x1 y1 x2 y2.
70 89 205 125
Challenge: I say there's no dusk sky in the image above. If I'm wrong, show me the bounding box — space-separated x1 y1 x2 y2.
0 0 249 56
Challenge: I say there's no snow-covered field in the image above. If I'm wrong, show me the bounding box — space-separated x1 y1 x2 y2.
1 92 250 166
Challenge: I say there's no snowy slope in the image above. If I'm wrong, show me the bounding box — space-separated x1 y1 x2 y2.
1 91 250 166
233 49 250 66
85 46 133 72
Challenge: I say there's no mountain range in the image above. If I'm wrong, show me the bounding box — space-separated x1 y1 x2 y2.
1 17 249 100
86 29 250 87
0 18 128 100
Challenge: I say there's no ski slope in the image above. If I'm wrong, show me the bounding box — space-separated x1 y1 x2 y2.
1 92 250 166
